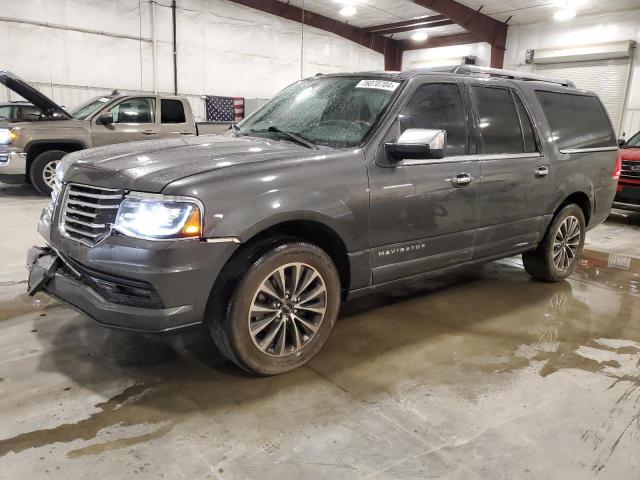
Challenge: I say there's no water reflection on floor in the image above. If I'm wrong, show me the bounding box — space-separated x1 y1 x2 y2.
0 248 638 479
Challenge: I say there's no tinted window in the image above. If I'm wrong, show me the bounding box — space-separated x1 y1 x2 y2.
626 131 640 148
513 93 538 153
109 97 155 124
399 83 467 155
161 99 186 123
471 86 524 154
19 106 41 121
535 91 616 150
0 106 11 120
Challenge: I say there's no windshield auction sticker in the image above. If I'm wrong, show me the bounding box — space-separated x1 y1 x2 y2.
355 80 400 91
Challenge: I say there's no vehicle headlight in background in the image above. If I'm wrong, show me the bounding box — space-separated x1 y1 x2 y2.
114 193 203 240
0 128 16 145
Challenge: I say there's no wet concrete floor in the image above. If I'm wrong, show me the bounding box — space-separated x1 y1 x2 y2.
0 182 639 479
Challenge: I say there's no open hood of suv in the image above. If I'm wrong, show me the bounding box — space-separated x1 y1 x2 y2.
0 71 72 119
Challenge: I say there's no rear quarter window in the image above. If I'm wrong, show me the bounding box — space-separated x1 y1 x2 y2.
535 91 616 151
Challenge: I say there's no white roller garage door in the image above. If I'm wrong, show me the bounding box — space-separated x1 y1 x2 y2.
536 58 631 135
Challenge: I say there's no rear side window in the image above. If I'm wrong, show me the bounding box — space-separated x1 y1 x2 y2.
470 86 526 154
399 83 467 155
535 91 616 150
513 93 538 153
161 99 186 123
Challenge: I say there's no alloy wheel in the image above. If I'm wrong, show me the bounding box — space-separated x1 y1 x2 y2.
552 215 581 271
42 160 60 189
247 262 327 357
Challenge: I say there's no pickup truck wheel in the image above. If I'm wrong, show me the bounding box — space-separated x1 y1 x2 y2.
30 150 67 195
523 204 586 282
210 241 341 376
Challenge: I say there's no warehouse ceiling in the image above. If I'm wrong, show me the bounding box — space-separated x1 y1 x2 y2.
281 0 640 34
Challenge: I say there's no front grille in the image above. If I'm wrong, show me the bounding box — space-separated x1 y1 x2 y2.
621 160 640 179
59 183 124 246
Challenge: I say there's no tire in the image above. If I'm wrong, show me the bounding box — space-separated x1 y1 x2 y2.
523 203 586 282
29 150 67 195
208 240 341 376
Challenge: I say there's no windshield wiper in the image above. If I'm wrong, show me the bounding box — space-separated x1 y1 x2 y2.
246 126 317 149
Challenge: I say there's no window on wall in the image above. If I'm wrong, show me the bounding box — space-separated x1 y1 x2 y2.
535 91 617 150
471 86 530 155
109 97 156 124
398 83 468 155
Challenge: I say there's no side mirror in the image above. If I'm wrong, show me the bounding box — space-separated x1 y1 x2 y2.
618 138 627 148
385 129 447 160
97 113 114 125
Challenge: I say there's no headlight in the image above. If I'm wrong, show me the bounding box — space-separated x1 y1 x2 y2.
0 128 13 145
113 193 203 240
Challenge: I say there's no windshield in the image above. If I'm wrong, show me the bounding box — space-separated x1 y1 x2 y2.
237 76 402 148
69 96 114 120
625 131 640 148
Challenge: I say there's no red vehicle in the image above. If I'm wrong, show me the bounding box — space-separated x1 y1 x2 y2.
614 131 640 212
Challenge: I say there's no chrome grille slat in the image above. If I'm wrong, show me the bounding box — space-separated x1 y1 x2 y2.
621 161 640 179
65 207 98 218
65 218 106 229
68 191 123 200
66 199 120 209
63 225 103 238
59 183 124 246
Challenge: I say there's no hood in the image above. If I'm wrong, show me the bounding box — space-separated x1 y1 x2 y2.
0 71 72 119
63 135 330 192
620 147 640 162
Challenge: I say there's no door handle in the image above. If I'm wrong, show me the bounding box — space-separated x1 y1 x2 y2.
535 166 550 178
141 130 158 135
179 131 192 135
451 173 473 187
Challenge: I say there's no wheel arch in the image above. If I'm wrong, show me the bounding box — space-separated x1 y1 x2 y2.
25 140 87 178
555 191 592 226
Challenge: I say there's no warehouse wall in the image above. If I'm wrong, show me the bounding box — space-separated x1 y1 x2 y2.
504 9 640 138
401 42 492 70
0 0 383 121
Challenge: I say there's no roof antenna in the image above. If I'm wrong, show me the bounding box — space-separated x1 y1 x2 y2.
111 89 119 95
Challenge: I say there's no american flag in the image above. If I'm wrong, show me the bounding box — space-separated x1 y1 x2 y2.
205 96 245 122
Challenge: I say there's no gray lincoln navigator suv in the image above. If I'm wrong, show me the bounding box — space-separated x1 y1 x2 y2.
27 66 620 375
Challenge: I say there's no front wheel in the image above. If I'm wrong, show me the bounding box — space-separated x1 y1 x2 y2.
29 150 67 195
209 241 341 375
523 204 586 282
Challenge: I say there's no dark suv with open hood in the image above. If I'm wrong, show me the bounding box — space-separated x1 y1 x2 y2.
27 66 619 375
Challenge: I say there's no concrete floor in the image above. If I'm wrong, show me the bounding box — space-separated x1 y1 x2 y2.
0 181 639 480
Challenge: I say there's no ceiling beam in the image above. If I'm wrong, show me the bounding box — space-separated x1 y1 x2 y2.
225 0 402 67
366 14 446 33
401 32 479 51
371 19 455 36
411 0 507 48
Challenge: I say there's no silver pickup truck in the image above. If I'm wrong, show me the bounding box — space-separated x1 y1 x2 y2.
0 71 222 194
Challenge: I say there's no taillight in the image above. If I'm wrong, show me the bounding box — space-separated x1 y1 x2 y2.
613 155 622 180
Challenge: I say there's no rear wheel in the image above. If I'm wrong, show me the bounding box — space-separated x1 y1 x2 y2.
208 241 341 375
523 204 586 282
29 150 67 195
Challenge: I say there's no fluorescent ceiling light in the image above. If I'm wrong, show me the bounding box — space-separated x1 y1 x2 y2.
411 31 429 42
555 0 588 6
340 6 357 17
554 7 576 21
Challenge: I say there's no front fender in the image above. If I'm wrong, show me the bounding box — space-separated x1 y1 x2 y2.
208 186 356 244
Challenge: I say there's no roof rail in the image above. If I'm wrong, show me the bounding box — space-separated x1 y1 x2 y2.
449 65 576 88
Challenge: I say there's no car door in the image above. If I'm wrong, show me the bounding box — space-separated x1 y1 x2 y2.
91 96 159 147
157 98 196 138
368 80 480 285
465 82 552 260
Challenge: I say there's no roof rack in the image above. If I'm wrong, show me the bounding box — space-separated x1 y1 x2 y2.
450 65 576 88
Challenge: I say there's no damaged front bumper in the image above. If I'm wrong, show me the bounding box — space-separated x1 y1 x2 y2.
26 243 232 333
